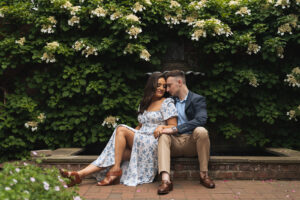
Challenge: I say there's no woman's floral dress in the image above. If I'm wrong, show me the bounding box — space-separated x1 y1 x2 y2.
92 98 178 186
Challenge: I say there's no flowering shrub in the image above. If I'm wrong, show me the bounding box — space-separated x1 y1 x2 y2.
0 161 83 200
0 0 299 161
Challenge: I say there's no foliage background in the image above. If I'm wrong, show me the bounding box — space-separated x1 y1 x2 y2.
0 0 299 162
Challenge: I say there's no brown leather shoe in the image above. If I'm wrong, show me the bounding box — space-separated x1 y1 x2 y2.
96 169 122 186
200 175 215 188
157 180 173 195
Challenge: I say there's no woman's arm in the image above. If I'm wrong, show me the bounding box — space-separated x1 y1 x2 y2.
135 123 142 130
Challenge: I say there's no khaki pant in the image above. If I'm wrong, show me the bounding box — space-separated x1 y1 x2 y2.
158 127 210 174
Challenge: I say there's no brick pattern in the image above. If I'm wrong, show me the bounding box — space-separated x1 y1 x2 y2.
78 179 300 200
41 160 300 180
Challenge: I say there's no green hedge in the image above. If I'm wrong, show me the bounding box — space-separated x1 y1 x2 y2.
0 0 299 162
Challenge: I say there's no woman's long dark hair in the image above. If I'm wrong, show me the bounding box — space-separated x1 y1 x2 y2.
138 73 165 114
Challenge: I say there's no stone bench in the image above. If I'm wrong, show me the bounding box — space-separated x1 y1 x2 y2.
32 147 300 180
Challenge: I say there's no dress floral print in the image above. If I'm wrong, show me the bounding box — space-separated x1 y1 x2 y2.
92 98 178 186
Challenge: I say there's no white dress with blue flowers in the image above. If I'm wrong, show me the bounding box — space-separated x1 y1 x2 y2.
91 98 178 186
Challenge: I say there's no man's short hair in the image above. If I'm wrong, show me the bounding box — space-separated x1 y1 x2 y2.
164 70 186 84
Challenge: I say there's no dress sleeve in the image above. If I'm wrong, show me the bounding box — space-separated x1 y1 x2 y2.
161 98 178 121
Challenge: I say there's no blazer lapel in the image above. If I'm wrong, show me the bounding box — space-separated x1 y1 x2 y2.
185 91 192 111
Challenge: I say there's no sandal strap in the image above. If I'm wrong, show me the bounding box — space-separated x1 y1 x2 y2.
106 169 122 177
70 171 82 184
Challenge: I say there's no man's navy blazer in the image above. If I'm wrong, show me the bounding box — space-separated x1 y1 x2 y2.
174 91 208 134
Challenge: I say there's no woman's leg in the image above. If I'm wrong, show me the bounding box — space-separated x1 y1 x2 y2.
110 126 135 171
77 164 103 179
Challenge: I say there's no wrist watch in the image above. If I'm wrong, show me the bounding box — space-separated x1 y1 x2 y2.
172 126 177 133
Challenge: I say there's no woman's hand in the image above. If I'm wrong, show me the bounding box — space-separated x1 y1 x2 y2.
153 125 164 138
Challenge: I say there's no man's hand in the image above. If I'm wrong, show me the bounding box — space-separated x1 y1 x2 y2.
154 126 164 139
160 128 174 135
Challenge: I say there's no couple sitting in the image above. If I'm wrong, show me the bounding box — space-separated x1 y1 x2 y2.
60 70 215 195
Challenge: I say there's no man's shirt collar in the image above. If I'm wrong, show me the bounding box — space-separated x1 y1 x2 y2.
175 91 189 103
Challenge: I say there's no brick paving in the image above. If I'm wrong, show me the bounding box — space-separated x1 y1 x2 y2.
78 179 300 200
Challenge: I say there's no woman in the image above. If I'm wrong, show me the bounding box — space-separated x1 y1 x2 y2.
60 73 178 186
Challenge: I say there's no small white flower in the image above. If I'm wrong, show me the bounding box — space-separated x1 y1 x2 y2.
25 123 29 128
15 37 26 46
44 184 49 190
55 186 60 191
15 168 20 172
70 6 81 16
140 49 151 61
132 2 145 13
125 14 140 23
31 127 38 132
5 187 11 191
73 196 82 200
110 12 123 20
68 16 80 26
235 7 251 16
32 151 37 156
126 25 142 39
13 179 18 184
30 177 36 182
23 162 28 166
91 6 107 18
63 184 68 188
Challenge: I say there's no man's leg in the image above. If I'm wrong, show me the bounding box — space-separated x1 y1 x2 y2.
192 127 215 188
158 134 189 194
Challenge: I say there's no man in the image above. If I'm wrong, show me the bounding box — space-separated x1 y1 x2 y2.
156 70 215 195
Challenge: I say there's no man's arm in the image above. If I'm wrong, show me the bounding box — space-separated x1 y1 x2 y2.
177 95 207 134
160 95 207 135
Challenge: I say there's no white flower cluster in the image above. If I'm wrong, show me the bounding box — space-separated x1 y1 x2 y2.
182 16 196 25
72 40 98 57
275 0 290 9
164 15 181 27
24 113 46 132
140 49 151 61
125 14 141 23
41 52 56 63
41 16 57 34
60 1 72 9
102 116 119 129
132 2 146 13
229 0 240 6
297 0 300 5
70 6 81 16
0 8 4 18
192 29 207 40
235 7 251 17
46 41 60 51
72 40 85 51
91 6 107 18
170 0 181 8
277 46 284 58
284 67 300 88
191 18 232 40
249 75 259 87
81 46 98 57
110 12 123 20
68 16 80 26
247 43 261 55
189 0 207 9
15 37 26 46
126 25 142 39
286 109 298 121
277 23 292 35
